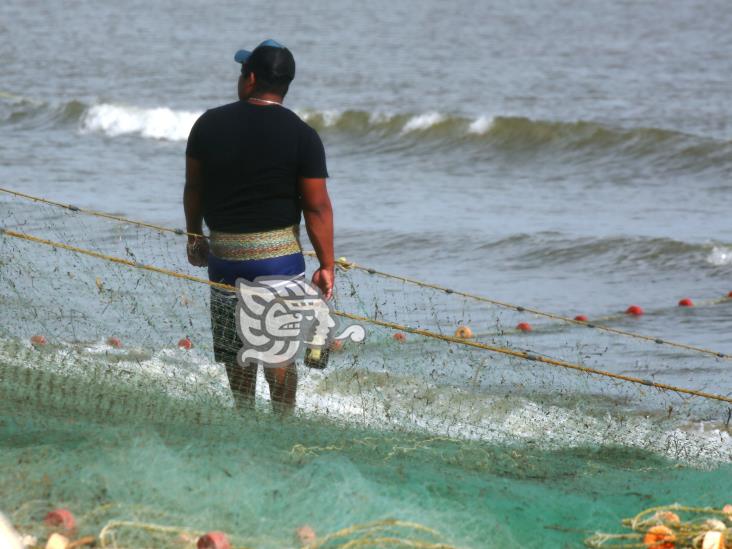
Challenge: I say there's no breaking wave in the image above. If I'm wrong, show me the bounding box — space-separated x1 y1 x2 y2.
2 97 731 169
707 247 732 266
81 103 200 140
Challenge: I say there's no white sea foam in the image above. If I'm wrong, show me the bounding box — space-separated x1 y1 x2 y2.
294 109 345 128
6 338 729 468
707 246 732 266
81 103 201 141
368 111 394 125
80 103 494 141
468 115 495 134
294 368 732 467
401 111 445 133
320 110 342 127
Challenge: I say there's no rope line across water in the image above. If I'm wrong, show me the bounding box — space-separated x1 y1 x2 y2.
0 186 198 237
0 186 729 361
321 257 730 360
2 227 731 406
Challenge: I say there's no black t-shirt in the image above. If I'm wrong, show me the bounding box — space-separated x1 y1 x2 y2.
186 101 328 233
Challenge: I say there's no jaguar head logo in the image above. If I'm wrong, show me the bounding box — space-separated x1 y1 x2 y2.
235 276 364 368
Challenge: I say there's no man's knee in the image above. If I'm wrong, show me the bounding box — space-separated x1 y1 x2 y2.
225 361 257 390
264 363 296 385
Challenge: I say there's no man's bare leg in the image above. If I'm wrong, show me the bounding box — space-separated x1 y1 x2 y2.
264 363 298 414
224 361 258 410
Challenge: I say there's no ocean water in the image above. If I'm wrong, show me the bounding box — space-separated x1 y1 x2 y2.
1 0 732 547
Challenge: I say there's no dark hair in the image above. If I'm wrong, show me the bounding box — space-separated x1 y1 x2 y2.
243 66 291 96
243 45 295 97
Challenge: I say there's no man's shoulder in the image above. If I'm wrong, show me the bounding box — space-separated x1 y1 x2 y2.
190 102 246 141
285 109 321 138
198 101 242 122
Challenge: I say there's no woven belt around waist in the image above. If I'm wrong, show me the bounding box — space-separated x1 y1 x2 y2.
209 225 302 261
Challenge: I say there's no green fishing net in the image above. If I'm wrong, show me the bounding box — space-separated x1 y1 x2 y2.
1 196 731 548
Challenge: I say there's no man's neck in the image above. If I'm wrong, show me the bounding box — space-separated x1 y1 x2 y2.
247 92 284 105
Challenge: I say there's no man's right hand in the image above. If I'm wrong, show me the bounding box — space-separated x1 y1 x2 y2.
187 236 209 267
312 266 334 300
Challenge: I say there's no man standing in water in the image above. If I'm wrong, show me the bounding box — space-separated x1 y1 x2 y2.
183 40 334 413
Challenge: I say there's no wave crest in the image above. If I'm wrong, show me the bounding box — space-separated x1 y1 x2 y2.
294 109 732 169
80 104 200 140
707 247 732 267
2 97 730 170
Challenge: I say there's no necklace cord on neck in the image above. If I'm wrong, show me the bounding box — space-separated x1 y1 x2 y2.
247 97 282 107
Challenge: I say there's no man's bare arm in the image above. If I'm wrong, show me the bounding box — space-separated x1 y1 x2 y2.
184 156 208 266
298 177 334 298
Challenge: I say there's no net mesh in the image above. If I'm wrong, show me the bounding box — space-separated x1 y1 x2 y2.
1 196 731 548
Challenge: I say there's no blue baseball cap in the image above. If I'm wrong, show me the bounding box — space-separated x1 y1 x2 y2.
234 39 295 83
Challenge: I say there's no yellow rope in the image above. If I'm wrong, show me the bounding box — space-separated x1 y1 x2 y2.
98 520 201 548
317 254 731 360
627 504 732 530
2 227 732 406
1 185 729 361
337 538 455 549
586 504 732 548
306 519 445 549
0 186 202 238
94 517 445 549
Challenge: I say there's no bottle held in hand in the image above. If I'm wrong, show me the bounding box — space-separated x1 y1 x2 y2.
304 332 330 369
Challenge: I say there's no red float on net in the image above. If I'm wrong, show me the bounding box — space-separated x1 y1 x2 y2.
574 315 588 322
44 508 76 533
30 335 47 346
107 336 123 348
516 322 532 332
197 531 231 549
678 298 694 307
296 525 317 546
178 337 193 350
625 305 644 316
392 332 406 342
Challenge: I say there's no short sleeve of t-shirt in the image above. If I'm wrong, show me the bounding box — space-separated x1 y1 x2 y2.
298 126 329 178
186 114 204 159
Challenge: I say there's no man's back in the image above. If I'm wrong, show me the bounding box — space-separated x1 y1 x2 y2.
186 101 327 233
184 39 334 413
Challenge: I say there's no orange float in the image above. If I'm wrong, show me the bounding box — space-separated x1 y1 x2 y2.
30 335 47 346
392 332 406 342
643 525 675 549
653 511 680 525
178 337 193 350
454 325 474 339
107 337 123 348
